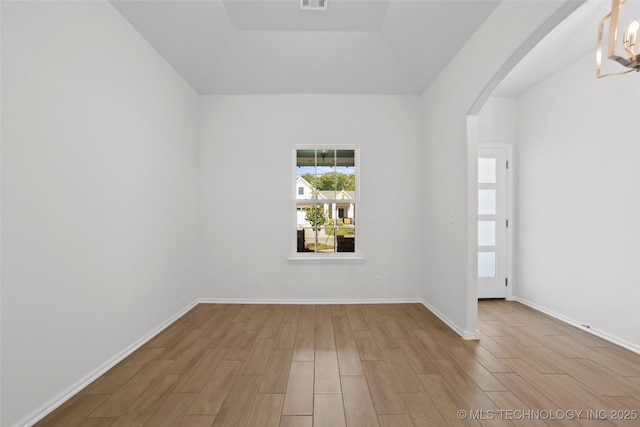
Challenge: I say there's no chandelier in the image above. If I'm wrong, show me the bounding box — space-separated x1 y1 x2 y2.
597 0 640 77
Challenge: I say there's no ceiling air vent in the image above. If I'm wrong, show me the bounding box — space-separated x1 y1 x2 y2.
300 0 327 11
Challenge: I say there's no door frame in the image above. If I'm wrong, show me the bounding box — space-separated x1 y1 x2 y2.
477 142 514 301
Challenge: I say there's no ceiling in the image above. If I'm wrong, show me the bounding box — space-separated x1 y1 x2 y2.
110 0 619 97
496 0 617 97
110 0 500 95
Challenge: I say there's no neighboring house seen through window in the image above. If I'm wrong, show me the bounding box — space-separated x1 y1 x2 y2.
295 147 357 254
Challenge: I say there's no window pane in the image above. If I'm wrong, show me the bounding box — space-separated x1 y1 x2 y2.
296 149 317 200
297 226 321 252
326 205 355 252
478 189 496 215
296 179 315 200
297 204 328 252
296 149 316 168
300 204 325 228
478 252 496 277
317 149 336 199
297 226 335 253
336 230 355 252
478 221 496 246
337 149 356 199
478 158 497 184
297 227 311 252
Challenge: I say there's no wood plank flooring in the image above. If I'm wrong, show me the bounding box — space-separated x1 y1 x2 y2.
36 301 640 426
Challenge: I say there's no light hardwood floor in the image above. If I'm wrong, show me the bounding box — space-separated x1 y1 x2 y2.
36 301 640 426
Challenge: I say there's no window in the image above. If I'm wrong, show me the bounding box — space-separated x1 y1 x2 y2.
294 146 358 256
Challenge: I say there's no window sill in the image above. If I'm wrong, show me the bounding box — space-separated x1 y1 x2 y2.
288 254 364 262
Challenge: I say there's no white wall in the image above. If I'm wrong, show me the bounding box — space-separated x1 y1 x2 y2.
1 2 199 425
421 0 580 336
515 52 640 349
198 95 423 301
478 97 517 144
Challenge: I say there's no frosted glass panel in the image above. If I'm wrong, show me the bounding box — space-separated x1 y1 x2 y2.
478 252 496 277
478 221 496 246
478 189 497 215
478 158 497 183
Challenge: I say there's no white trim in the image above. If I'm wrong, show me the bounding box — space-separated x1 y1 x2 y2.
420 298 472 338
461 330 480 341
516 297 640 355
288 255 364 262
292 145 361 259
18 300 199 427
198 298 421 305
465 116 479 335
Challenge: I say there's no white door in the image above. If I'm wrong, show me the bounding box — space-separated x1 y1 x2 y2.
477 148 508 299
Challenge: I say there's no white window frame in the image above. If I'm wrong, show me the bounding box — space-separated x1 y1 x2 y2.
289 145 363 261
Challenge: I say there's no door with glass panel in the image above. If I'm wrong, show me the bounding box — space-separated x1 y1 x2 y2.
478 148 507 298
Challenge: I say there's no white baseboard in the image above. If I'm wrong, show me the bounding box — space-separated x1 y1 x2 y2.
419 298 477 339
461 330 480 340
198 297 423 305
515 297 640 355
18 300 199 427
